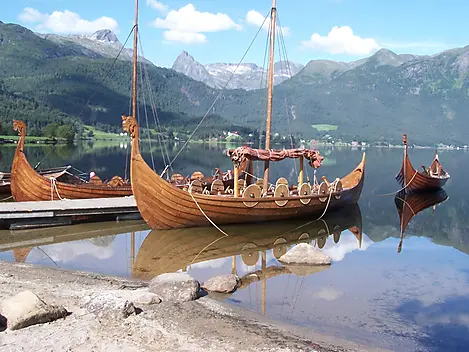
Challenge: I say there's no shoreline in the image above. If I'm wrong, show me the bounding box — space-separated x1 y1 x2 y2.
0 261 387 352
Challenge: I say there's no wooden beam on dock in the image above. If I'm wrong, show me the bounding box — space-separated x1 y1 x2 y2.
0 196 141 230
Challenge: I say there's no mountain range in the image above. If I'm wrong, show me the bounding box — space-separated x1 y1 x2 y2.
1 20 469 145
172 51 304 90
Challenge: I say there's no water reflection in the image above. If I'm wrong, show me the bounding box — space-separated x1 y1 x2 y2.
395 189 449 253
133 204 362 280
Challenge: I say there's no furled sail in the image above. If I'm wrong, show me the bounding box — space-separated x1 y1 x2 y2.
226 146 324 168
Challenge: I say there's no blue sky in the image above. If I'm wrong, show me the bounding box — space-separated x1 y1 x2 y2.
2 0 468 67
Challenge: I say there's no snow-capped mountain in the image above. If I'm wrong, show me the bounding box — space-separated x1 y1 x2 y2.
37 29 151 64
172 51 304 90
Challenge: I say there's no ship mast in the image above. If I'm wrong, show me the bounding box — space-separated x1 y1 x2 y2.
263 0 277 191
131 0 139 119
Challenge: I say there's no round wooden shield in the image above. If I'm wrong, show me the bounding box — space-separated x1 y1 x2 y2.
318 182 329 202
276 177 289 187
317 235 327 249
333 225 341 243
274 183 289 207
211 179 224 194
299 183 312 205
189 179 203 193
191 171 204 180
241 243 259 266
242 184 261 207
298 232 310 241
273 238 287 259
171 173 184 182
334 179 343 199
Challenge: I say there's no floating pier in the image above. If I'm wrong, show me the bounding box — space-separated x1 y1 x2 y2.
0 196 141 230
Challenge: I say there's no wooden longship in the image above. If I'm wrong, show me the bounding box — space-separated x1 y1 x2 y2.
122 0 366 230
0 165 70 195
10 120 133 201
396 134 450 193
394 189 448 253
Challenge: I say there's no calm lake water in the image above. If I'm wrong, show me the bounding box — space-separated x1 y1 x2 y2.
1 141 469 351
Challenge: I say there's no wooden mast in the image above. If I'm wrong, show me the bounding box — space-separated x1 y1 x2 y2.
263 0 277 191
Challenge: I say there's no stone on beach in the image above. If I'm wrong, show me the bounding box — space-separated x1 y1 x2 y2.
149 272 200 303
0 290 68 330
278 243 331 265
81 292 137 320
202 274 239 294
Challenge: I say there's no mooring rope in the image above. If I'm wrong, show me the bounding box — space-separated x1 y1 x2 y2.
50 178 66 200
0 195 13 202
376 170 418 197
188 191 231 264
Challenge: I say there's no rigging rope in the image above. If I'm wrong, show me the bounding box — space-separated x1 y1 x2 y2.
168 11 271 170
77 26 136 120
138 33 172 172
34 143 58 170
376 170 418 196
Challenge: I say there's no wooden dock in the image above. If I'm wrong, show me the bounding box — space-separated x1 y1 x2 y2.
0 196 141 230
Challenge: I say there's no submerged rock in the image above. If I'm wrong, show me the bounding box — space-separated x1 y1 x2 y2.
279 243 331 265
0 290 68 330
81 292 137 320
202 274 239 294
149 272 200 303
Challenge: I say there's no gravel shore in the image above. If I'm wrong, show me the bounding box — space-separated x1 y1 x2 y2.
0 262 387 352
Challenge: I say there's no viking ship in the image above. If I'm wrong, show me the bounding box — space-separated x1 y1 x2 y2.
396 134 450 193
122 0 366 229
394 189 448 253
10 120 133 201
133 204 362 279
0 166 70 195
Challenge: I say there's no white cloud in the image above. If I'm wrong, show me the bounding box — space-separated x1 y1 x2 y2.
321 230 373 262
163 30 207 44
18 7 119 34
151 4 241 44
245 10 290 36
301 26 380 55
146 0 168 14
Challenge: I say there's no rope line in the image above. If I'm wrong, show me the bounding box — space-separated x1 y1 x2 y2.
77 26 136 120
168 11 271 169
376 170 418 196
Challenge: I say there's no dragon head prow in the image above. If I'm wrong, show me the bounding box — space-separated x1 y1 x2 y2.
121 115 138 139
13 120 26 136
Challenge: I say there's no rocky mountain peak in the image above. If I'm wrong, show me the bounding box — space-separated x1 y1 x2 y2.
172 51 219 88
88 29 119 44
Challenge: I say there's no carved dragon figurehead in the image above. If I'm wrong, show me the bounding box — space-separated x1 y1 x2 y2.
13 120 26 137
121 115 139 139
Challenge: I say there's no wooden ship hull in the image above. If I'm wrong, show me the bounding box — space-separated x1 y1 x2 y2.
128 149 365 229
10 120 133 202
396 134 450 193
133 203 362 279
0 166 70 195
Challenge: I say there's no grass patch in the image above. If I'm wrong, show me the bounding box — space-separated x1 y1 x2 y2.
83 125 125 139
311 124 338 131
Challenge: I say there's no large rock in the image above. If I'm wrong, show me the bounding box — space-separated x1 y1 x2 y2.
81 292 137 320
0 290 68 330
149 272 200 303
279 243 331 265
202 274 239 293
